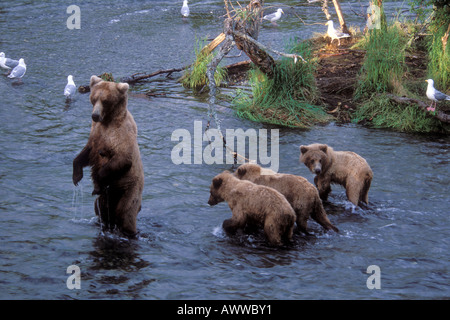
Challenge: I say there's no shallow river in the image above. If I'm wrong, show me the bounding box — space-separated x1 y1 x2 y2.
0 1 449 300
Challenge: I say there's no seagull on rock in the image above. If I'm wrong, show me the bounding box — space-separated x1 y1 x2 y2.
263 8 284 24
181 0 189 17
7 58 26 79
425 79 450 112
0 52 19 70
326 20 350 46
64 75 77 99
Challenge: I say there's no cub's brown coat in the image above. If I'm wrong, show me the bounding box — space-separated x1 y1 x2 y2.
72 75 144 237
300 143 372 206
208 171 295 246
234 163 338 234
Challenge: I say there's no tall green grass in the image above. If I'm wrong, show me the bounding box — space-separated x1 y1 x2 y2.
354 23 408 99
352 93 446 133
180 38 227 91
233 40 330 128
427 9 450 89
352 19 449 133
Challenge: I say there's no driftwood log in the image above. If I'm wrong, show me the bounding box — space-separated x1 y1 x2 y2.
385 93 450 123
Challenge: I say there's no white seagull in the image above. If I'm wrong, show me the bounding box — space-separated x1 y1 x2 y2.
326 20 350 46
181 0 189 17
0 52 19 70
64 75 77 98
425 79 450 112
263 8 284 23
7 58 26 79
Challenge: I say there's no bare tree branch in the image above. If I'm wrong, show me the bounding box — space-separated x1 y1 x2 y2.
232 30 307 63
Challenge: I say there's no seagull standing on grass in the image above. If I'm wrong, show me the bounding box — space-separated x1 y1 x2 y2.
326 20 350 46
0 52 19 70
425 79 450 112
263 8 284 24
181 0 189 17
64 75 76 99
7 58 26 79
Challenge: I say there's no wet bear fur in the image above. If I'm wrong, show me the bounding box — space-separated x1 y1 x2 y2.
300 143 373 207
208 171 295 246
234 163 338 234
72 75 144 237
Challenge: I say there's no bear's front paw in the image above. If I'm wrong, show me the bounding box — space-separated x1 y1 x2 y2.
72 170 83 186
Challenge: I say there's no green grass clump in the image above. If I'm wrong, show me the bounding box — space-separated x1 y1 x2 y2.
354 23 408 99
427 9 450 90
233 40 330 128
352 93 447 133
180 38 227 91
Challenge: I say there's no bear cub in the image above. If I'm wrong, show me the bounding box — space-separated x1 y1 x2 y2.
72 75 144 237
208 171 295 246
234 163 338 234
300 143 373 207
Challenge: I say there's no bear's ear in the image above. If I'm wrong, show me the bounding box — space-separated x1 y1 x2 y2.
212 177 223 189
319 145 328 153
236 167 246 177
117 82 129 94
300 145 308 154
90 75 102 87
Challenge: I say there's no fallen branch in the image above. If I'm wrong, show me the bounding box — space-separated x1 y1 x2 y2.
120 67 187 84
232 30 307 63
384 93 450 123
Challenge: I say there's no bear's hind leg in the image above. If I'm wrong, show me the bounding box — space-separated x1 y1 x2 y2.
361 179 371 205
295 210 310 235
94 194 116 231
114 189 141 238
311 199 339 232
346 178 364 207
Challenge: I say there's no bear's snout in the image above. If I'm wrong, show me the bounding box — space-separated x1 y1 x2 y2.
92 102 103 122
313 163 322 174
208 193 221 206
92 112 101 122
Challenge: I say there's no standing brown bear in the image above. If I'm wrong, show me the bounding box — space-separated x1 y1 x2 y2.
208 171 295 246
234 163 338 234
72 75 144 237
300 143 373 207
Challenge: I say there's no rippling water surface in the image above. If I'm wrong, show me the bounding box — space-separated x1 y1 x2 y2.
0 1 449 300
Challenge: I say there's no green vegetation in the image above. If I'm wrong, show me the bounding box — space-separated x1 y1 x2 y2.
180 38 227 92
352 93 446 133
426 9 450 89
354 23 408 100
352 15 448 133
233 40 330 128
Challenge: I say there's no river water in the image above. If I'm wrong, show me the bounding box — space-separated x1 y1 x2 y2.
0 1 448 300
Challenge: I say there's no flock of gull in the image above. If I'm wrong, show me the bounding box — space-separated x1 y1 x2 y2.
0 52 26 80
1 2 449 112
